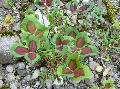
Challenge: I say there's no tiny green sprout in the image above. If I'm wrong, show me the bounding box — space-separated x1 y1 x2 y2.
101 54 110 61
113 20 120 29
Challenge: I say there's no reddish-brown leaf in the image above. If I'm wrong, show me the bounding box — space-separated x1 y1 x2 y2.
63 40 70 45
27 21 36 35
62 68 73 74
16 46 28 55
46 0 51 5
28 53 36 60
63 54 67 60
80 5 88 11
76 37 85 48
39 0 51 6
29 40 37 51
61 28 65 35
74 68 85 77
35 30 44 38
70 4 77 12
81 47 92 54
56 37 62 46
104 83 111 89
68 60 77 70
69 31 76 38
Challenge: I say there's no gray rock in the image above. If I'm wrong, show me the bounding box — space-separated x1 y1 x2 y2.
0 80 3 88
0 0 14 8
7 73 15 81
6 65 14 73
24 75 31 81
10 81 18 89
17 62 25 69
34 81 42 89
0 36 20 64
17 69 27 77
46 79 53 89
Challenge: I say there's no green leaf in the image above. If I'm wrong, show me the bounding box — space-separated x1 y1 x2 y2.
48 14 55 27
10 42 27 58
72 65 91 81
80 45 98 57
24 53 41 64
103 79 114 89
26 35 40 50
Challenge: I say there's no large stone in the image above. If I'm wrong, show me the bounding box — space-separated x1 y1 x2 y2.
0 36 20 64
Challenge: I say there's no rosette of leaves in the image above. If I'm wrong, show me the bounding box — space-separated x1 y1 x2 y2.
95 30 109 50
103 80 114 89
11 35 41 64
21 15 49 39
57 53 91 81
66 27 98 57
66 1 104 28
95 30 120 50
51 33 74 59
108 32 120 49
80 2 105 27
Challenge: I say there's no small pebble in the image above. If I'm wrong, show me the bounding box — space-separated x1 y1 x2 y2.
17 62 25 69
0 80 3 88
17 69 27 77
32 70 39 79
7 73 15 81
6 65 14 73
95 65 103 72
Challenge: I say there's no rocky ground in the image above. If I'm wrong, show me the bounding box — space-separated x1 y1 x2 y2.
0 0 120 89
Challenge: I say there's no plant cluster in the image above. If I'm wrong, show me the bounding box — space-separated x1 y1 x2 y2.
10 0 118 88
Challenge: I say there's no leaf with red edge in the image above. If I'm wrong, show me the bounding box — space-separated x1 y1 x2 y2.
16 46 28 55
76 37 85 48
29 40 37 52
62 68 73 74
28 53 36 60
27 21 36 35
68 60 77 70
74 68 85 77
81 47 92 54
